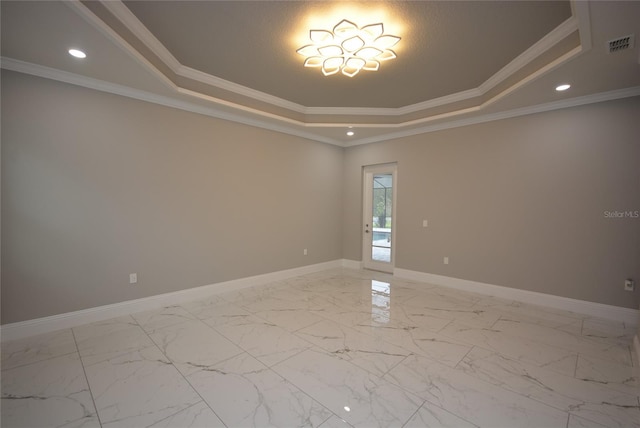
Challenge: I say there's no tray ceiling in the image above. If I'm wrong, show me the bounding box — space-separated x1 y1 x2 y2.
2 1 639 146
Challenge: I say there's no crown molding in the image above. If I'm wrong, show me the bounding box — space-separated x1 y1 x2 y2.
99 0 308 115
176 65 306 113
478 16 579 95
65 0 175 91
346 86 640 146
573 0 592 53
0 57 342 147
4 57 638 149
98 0 182 71
91 0 585 118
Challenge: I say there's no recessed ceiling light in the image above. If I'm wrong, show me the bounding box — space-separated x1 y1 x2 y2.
347 130 355 136
555 84 571 91
68 49 87 59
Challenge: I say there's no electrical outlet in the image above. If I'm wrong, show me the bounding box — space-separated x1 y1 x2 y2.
624 278 635 291
303 248 308 256
129 273 137 284
444 256 449 265
423 219 428 227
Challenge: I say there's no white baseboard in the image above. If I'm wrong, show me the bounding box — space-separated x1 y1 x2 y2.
394 268 639 325
4 261 637 342
0 260 343 342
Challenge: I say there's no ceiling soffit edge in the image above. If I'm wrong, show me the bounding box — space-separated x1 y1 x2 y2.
4 56 638 148
0 57 344 146
74 0 588 124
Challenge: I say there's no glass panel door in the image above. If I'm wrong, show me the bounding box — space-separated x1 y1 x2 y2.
372 174 392 262
363 164 396 272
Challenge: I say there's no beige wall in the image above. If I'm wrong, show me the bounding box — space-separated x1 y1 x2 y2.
2 69 639 325
343 96 640 309
1 71 344 324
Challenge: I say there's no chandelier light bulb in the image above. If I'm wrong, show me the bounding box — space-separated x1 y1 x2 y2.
297 19 400 77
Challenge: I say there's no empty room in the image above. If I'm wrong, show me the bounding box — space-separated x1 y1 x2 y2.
1 1 639 427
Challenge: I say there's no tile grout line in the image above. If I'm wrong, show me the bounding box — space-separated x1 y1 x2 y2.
399 400 425 428
131 315 231 428
70 328 104 428
0 348 79 372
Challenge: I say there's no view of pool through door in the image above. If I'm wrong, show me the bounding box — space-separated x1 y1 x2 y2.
362 164 397 273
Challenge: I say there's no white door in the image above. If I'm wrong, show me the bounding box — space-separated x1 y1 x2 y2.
362 164 397 273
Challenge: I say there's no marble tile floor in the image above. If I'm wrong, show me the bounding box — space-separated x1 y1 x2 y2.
1 268 638 428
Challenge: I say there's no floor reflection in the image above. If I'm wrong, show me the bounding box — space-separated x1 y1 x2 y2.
371 280 391 323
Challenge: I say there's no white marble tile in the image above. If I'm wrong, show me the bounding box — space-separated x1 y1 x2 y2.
493 319 633 366
353 322 472 368
211 314 311 367
1 328 77 371
193 301 254 326
147 319 243 376
240 294 311 314
84 345 201 427
407 286 481 308
295 319 411 377
187 352 332 427
181 296 238 319
6 268 638 428
1 353 100 428
310 303 375 328
403 401 478 428
318 415 353 427
218 286 276 306
147 401 225 428
575 354 639 397
73 316 154 366
385 354 568 428
273 348 423 428
439 321 578 376
73 315 139 340
378 305 452 332
567 414 609 428
132 305 196 333
474 299 585 333
254 307 327 332
457 347 640 428
582 317 636 346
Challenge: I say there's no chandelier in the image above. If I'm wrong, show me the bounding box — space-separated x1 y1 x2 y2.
296 19 401 77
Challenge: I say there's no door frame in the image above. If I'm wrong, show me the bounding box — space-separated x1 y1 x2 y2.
362 163 397 273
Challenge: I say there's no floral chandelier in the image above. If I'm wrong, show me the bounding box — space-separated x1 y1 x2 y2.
296 19 401 77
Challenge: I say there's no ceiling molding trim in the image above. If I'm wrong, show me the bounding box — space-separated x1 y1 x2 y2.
346 86 640 146
99 0 181 70
305 44 585 129
102 0 308 114
573 0 592 52
305 88 482 116
479 46 584 111
67 1 314 129
478 16 579 94
7 56 636 150
176 65 307 113
0 57 343 147
96 0 583 118
64 0 175 90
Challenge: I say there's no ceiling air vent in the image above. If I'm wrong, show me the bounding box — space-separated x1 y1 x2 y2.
607 34 634 53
